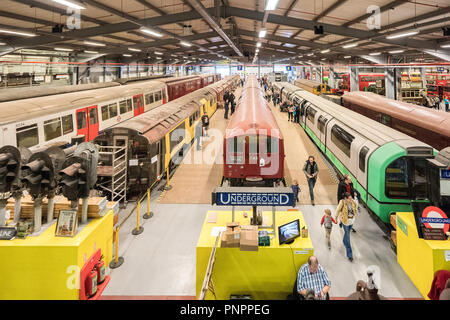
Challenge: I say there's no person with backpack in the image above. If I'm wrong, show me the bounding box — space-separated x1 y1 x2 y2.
223 90 230 119
229 92 236 115
303 156 319 205
320 209 337 249
201 112 209 136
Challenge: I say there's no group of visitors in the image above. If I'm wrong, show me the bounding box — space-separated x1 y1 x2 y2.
223 90 236 119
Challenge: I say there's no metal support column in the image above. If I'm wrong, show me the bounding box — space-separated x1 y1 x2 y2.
385 67 396 100
350 66 359 92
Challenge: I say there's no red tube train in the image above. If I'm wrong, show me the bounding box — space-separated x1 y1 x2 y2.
342 91 450 150
223 75 285 187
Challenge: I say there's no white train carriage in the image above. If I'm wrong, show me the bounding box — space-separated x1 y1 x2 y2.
0 81 167 150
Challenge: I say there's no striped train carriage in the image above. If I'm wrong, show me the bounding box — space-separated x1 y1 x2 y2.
341 91 450 151
93 76 238 197
0 75 220 151
293 78 332 95
289 89 436 224
271 82 303 104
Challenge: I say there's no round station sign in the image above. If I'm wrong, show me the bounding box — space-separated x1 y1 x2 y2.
421 206 450 233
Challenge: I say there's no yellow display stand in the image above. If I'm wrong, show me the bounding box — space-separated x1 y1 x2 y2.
396 212 450 299
0 210 113 300
196 210 314 300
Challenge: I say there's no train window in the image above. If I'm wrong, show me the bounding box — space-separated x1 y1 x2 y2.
44 117 62 141
248 136 259 154
306 107 317 123
380 114 391 126
133 97 138 110
189 115 193 127
331 125 354 158
359 146 369 172
266 137 279 154
119 100 128 114
77 111 86 129
16 124 39 148
101 105 109 120
227 137 244 154
385 157 409 198
147 94 154 104
169 122 186 150
317 116 327 133
89 108 98 125
109 103 118 118
155 91 162 101
62 114 73 135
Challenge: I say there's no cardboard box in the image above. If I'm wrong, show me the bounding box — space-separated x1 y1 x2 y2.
390 214 397 229
221 226 241 248
227 222 240 231
240 228 259 252
391 230 397 246
241 225 258 231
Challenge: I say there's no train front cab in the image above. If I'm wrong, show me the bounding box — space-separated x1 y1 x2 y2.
224 133 284 186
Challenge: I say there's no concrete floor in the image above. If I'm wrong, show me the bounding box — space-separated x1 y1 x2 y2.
102 86 424 299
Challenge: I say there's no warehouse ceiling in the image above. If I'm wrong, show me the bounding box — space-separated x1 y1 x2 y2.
0 0 449 65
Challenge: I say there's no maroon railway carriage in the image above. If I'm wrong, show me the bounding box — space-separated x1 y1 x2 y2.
223 75 285 186
342 91 450 151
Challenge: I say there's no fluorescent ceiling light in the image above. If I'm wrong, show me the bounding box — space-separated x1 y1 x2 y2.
369 52 381 56
344 56 351 58
0 29 35 37
154 51 163 55
140 28 163 37
386 30 419 39
128 48 141 52
84 41 105 47
183 56 188 58
321 49 330 53
84 50 98 54
54 47 73 52
171 54 178 57
321 58 326 60
298 55 303 57
0 42 5 45
181 41 192 47
256 42 261 48
389 49 405 54
306 53 314 56
259 29 267 38
123 54 132 57
52 0 85 10
343 43 358 49
156 57 162 59
441 44 450 48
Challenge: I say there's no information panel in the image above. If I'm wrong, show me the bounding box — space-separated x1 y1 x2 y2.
212 187 294 207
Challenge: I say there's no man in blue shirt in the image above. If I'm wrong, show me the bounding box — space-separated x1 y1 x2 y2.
444 97 449 112
297 256 331 300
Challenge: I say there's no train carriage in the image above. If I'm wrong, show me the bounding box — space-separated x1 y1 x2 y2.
93 77 236 198
0 75 220 150
281 86 435 224
342 91 450 151
223 75 285 187
293 79 332 95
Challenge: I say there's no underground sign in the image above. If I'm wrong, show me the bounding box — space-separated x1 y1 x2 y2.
420 206 450 233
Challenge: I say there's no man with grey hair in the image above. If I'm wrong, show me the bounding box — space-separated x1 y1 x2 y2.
297 256 331 300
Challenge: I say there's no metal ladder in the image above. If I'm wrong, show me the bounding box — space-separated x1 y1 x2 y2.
97 145 127 203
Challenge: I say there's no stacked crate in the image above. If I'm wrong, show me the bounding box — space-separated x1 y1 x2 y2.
390 213 397 246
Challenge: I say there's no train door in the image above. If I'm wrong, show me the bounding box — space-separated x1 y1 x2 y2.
133 94 144 116
87 106 99 140
159 137 166 177
76 108 88 141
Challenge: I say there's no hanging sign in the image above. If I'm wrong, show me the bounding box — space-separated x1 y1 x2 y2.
419 206 450 234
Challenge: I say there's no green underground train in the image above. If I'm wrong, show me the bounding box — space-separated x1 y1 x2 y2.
279 84 436 224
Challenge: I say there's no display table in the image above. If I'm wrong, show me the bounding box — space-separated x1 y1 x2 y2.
196 210 314 300
0 210 113 300
396 212 450 299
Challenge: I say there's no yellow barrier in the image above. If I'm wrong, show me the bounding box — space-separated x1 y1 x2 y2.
109 226 124 269
131 200 144 235
165 166 172 190
143 189 153 219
